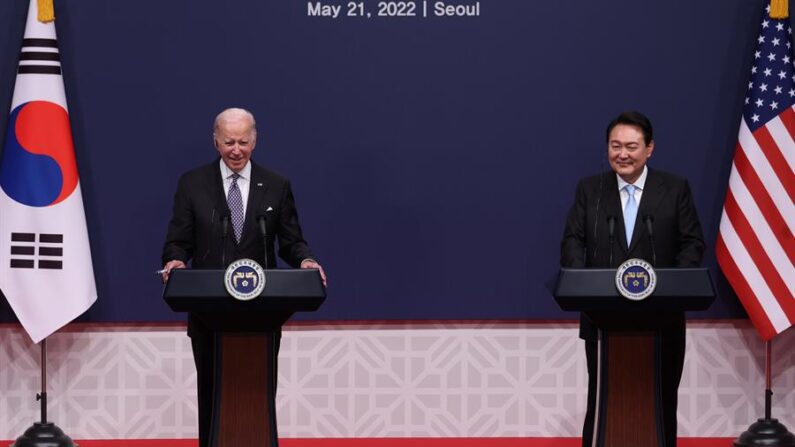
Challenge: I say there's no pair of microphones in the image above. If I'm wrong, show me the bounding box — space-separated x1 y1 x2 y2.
605 213 657 267
220 209 271 268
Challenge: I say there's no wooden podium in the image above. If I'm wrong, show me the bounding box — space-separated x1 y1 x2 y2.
163 268 326 447
554 268 714 447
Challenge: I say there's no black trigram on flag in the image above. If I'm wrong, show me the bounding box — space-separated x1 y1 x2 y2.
18 38 62 75
10 232 63 269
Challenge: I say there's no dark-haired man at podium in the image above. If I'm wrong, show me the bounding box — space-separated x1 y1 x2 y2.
160 107 326 447
560 111 704 447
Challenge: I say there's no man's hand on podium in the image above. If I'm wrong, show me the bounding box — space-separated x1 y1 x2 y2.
301 259 327 287
161 260 186 283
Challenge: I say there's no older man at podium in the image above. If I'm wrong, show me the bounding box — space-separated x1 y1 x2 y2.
161 107 326 447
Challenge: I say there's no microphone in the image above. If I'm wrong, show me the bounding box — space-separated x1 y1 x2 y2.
220 211 231 267
644 215 657 267
607 214 616 268
256 212 269 269
592 170 606 262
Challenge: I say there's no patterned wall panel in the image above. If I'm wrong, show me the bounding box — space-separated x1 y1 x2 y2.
0 322 793 439
0 328 197 439
680 323 795 436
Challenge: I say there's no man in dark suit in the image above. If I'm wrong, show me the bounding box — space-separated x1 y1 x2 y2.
560 111 704 447
161 107 326 447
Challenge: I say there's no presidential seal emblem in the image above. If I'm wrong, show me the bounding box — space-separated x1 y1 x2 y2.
224 258 266 301
615 258 657 301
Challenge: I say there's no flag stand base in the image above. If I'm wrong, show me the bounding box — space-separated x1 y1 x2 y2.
11 422 77 447
734 418 795 446
11 340 77 447
735 342 795 446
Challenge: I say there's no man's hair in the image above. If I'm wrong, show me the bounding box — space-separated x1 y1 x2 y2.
213 107 257 136
606 111 653 145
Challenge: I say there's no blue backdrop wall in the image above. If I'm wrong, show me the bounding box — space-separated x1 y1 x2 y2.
0 0 773 323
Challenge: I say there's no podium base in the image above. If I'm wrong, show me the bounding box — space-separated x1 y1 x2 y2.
11 422 77 447
734 418 795 446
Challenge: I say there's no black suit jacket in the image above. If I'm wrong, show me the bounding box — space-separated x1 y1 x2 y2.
560 168 705 339
162 158 314 270
161 159 316 335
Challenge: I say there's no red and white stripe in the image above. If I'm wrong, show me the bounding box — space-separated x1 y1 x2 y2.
717 111 795 341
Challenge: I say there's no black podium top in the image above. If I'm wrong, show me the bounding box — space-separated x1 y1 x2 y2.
163 268 326 313
554 268 715 312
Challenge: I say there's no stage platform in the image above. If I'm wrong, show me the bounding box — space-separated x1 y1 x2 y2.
1 437 737 446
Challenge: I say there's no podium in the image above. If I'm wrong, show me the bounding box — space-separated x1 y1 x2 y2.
163 268 326 447
554 268 714 447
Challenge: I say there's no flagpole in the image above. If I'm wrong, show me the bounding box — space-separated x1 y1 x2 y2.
764 340 772 421
733 339 795 447
40 338 47 424
11 337 77 447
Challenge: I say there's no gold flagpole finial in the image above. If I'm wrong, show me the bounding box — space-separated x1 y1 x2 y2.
37 0 55 23
770 0 788 19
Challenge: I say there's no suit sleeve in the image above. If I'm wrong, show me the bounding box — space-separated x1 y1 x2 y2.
161 175 194 265
277 180 315 267
674 180 705 267
561 179 587 268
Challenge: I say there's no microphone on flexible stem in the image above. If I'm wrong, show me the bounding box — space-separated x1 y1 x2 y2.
256 212 269 269
644 215 657 267
220 211 231 268
607 214 616 268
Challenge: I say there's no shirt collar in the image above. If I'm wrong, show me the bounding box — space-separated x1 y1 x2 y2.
616 165 648 191
219 159 251 181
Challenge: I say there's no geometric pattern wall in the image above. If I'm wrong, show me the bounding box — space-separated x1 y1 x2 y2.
1 321 793 439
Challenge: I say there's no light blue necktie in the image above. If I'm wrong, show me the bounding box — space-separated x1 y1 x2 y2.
624 184 638 245
227 173 244 242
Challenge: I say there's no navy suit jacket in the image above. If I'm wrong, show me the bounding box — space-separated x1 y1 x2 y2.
560 168 705 339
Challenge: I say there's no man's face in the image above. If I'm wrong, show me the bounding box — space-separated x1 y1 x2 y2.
214 118 256 173
607 123 653 184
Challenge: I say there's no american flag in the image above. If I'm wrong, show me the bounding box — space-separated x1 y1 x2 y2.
717 6 795 341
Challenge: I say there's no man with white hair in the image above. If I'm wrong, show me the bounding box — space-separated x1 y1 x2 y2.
161 107 326 447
